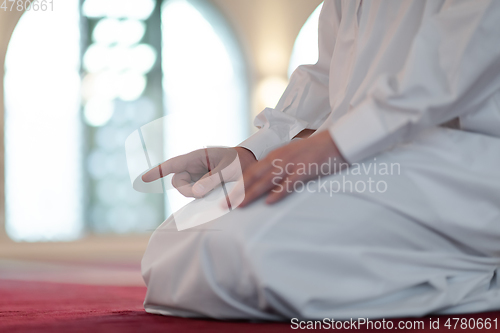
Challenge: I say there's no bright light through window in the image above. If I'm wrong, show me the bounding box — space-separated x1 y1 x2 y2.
4 0 83 241
82 0 162 234
288 2 323 78
82 0 156 20
4 0 249 239
161 0 248 213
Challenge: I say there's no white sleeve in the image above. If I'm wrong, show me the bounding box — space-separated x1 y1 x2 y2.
330 0 500 163
238 0 342 160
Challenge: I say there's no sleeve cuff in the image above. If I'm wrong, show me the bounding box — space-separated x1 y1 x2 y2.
328 99 403 164
237 127 287 160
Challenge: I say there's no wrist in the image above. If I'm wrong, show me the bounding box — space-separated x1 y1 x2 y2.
293 128 315 139
315 130 348 166
234 147 257 170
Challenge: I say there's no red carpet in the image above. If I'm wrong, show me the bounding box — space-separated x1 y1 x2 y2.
1 279 499 332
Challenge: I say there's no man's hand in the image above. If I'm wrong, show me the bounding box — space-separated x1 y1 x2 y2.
142 147 256 198
226 131 347 207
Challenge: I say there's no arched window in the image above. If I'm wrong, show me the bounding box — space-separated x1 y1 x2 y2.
81 0 162 234
161 0 249 212
4 0 249 240
4 1 83 241
288 2 323 78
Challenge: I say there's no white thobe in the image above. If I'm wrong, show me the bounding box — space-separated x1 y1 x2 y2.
240 0 500 163
142 0 500 320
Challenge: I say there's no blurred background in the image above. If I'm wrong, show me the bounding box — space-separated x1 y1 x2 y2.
0 0 322 261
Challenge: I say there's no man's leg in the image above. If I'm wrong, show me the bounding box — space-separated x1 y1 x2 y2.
142 128 500 320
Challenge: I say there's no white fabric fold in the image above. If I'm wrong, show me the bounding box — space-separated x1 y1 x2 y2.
241 0 500 163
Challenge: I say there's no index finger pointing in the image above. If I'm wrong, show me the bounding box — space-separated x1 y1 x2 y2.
142 155 187 182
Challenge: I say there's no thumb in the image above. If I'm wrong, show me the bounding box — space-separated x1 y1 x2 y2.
192 166 224 197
